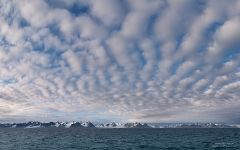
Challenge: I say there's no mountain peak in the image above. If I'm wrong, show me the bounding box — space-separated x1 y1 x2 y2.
0 122 238 128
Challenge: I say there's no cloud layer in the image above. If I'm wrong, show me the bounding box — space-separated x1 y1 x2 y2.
0 0 240 123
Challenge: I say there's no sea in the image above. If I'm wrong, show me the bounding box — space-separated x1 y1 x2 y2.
0 128 239 150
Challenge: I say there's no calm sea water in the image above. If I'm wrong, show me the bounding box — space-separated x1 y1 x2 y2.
0 128 239 150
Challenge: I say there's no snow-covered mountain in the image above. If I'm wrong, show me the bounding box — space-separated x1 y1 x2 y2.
124 122 152 128
0 121 152 128
0 121 95 128
95 122 152 128
81 121 95 128
0 122 238 128
53 121 96 128
95 122 124 128
148 123 237 128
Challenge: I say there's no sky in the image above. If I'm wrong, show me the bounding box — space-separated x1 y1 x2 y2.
0 0 240 123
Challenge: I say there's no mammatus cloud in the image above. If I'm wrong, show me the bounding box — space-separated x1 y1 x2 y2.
0 0 240 123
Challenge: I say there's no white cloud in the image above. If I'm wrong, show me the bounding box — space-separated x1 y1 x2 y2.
63 50 82 74
77 15 108 39
18 0 51 28
89 0 125 27
0 0 240 123
215 17 240 50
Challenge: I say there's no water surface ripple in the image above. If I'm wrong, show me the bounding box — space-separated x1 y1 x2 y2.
0 128 239 150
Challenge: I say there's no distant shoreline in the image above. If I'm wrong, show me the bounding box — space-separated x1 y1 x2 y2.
0 121 238 128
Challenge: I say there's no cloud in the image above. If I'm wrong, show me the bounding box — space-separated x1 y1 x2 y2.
0 0 240 123
63 50 82 74
215 17 240 50
89 0 125 27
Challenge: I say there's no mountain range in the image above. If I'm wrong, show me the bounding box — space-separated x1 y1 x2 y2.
0 121 238 128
